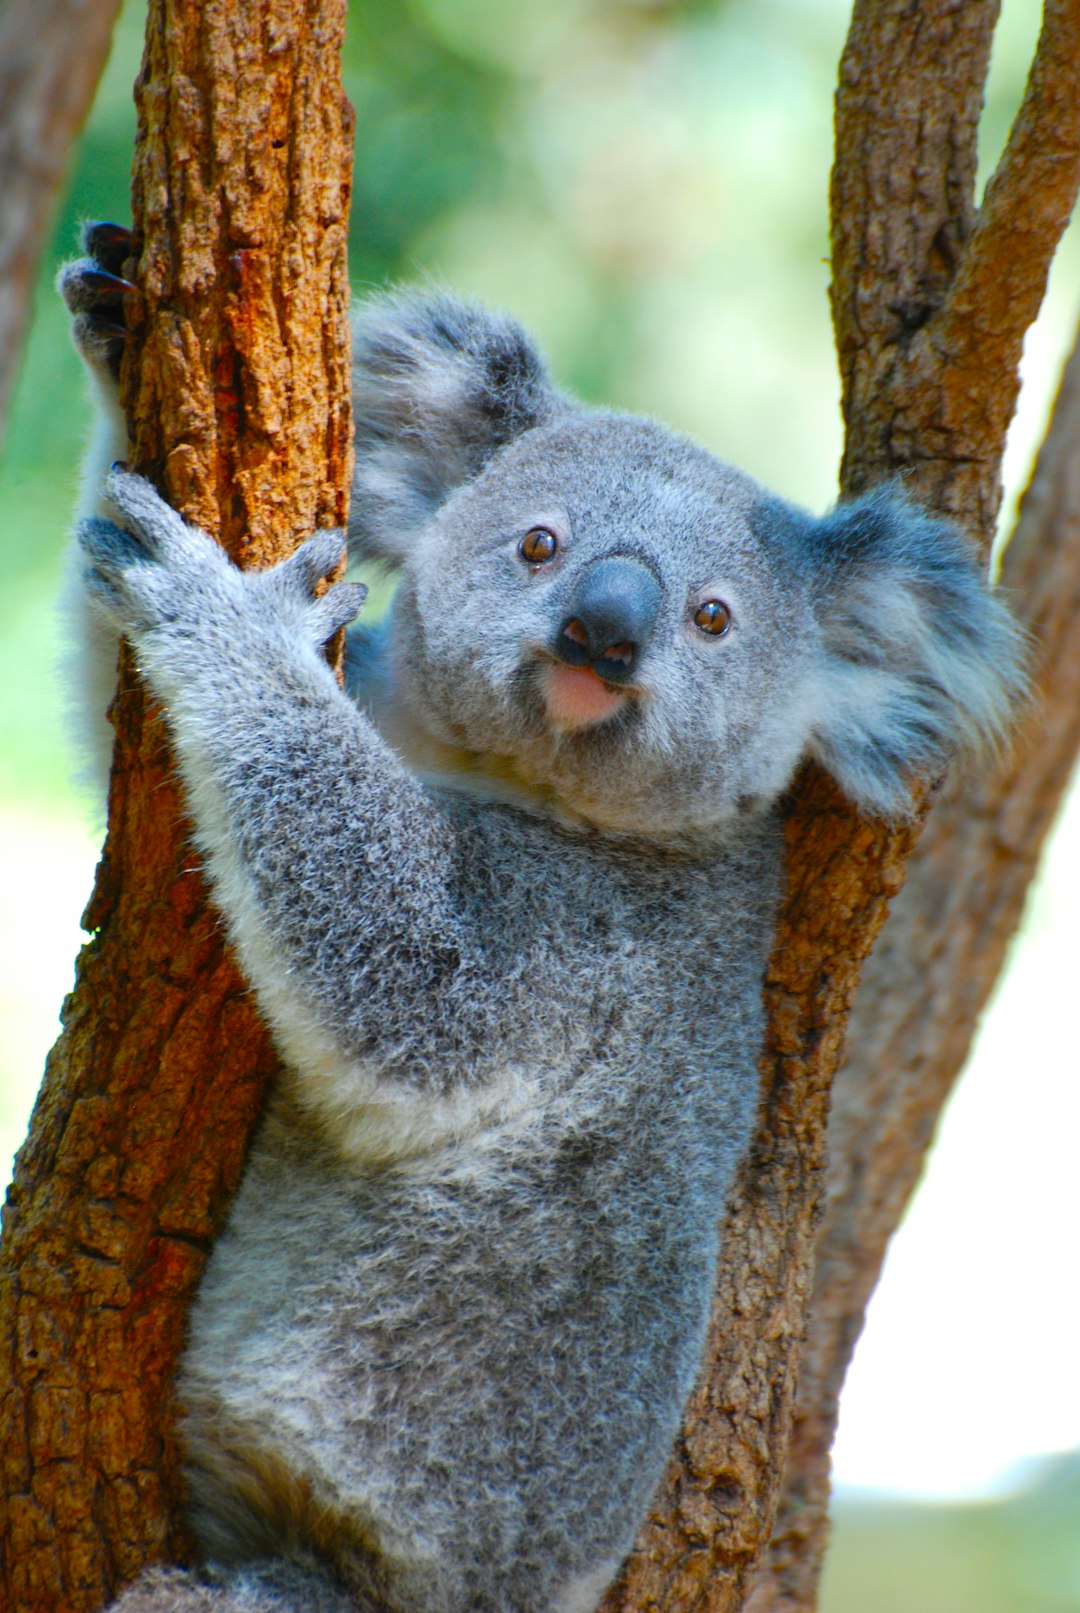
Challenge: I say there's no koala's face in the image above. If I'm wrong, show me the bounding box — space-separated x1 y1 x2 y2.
350 291 1023 833
386 415 820 836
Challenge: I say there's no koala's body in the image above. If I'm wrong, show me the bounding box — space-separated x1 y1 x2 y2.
61 232 1024 1613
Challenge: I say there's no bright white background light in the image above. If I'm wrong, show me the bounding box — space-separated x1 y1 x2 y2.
831 774 1080 1498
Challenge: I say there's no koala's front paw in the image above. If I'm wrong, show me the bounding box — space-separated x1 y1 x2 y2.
58 221 139 382
78 469 367 652
77 467 240 640
257 530 369 647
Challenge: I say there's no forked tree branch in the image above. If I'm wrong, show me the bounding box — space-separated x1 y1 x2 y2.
940 0 1080 382
829 0 999 379
833 0 1080 534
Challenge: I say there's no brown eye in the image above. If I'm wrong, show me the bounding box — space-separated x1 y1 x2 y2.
519 527 558 565
694 598 732 636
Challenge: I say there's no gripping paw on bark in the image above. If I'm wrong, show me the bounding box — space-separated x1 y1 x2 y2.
58 221 140 382
77 468 366 648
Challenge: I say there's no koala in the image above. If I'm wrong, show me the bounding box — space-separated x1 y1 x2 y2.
60 225 1025 1613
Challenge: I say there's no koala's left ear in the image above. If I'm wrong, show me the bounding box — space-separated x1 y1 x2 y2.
801 487 1029 818
349 290 564 567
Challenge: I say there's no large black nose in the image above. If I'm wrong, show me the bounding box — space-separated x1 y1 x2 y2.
554 556 662 684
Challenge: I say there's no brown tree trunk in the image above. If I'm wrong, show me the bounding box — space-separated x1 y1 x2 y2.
751 315 1080 1613
3 4 1080 1613
0 1 353 1607
0 0 122 452
603 4 1080 1610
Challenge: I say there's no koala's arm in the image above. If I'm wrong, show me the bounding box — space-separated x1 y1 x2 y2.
58 227 137 798
77 469 497 1155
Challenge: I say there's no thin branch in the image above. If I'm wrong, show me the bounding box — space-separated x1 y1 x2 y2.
0 0 122 453
938 0 1080 376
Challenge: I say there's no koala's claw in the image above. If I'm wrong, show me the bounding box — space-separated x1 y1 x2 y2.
81 220 136 275
76 469 234 638
76 268 141 306
82 469 366 648
79 513 152 572
308 578 369 642
77 513 159 630
60 223 139 381
279 529 348 592
275 531 367 641
103 466 195 559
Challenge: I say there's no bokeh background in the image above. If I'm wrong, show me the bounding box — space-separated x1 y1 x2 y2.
2 1 1079 1608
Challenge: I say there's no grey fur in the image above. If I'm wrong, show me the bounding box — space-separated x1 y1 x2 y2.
64 261 1026 1613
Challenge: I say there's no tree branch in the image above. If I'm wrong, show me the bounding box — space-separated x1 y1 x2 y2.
830 0 1000 503
939 0 1080 381
607 5 1080 1609
0 2 353 1607
748 309 1080 1612
832 0 1080 535
0 0 122 453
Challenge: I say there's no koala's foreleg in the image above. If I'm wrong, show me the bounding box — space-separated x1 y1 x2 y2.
58 224 139 798
77 470 498 1162
109 1563 356 1612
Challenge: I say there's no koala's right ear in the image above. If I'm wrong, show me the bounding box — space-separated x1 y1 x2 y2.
349 290 562 567
794 486 1029 819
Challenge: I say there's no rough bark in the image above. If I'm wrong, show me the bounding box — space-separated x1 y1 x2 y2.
3 3 1079 1612
832 0 1080 536
604 5 1080 1610
0 0 122 453
0 0 353 1607
753 318 1080 1613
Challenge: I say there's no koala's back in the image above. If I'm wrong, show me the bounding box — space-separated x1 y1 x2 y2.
177 799 782 1613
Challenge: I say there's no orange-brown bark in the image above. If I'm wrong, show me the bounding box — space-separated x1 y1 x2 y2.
605 6 1080 1611
752 318 1080 1613
0 2 353 1608
832 0 1080 534
4 4 1080 1612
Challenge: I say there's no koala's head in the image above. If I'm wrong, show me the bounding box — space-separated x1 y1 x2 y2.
349 291 1026 839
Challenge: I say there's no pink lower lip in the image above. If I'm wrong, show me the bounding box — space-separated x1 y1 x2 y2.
543 663 628 730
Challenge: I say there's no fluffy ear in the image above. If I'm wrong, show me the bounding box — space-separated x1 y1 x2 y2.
348 290 562 567
801 487 1028 817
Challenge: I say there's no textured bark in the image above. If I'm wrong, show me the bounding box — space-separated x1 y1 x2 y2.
604 5 1080 1611
0 1 353 1608
753 318 1080 1613
0 0 122 452
3 3 1079 1612
832 0 1080 537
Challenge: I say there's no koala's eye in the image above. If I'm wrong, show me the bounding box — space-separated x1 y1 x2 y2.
519 527 559 565
694 599 733 636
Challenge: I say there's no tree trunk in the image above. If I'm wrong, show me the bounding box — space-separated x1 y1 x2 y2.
751 313 1080 1613
603 3 1080 1609
0 0 122 452
4 4 1080 1613
0 1 353 1607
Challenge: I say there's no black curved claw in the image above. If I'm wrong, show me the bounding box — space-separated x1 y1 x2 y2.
77 268 141 306
82 221 136 276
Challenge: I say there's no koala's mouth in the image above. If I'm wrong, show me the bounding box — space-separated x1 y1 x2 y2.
541 661 633 732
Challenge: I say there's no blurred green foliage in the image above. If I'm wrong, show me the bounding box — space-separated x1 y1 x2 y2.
824 1454 1080 1613
0 0 1054 808
1 4 1078 1605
